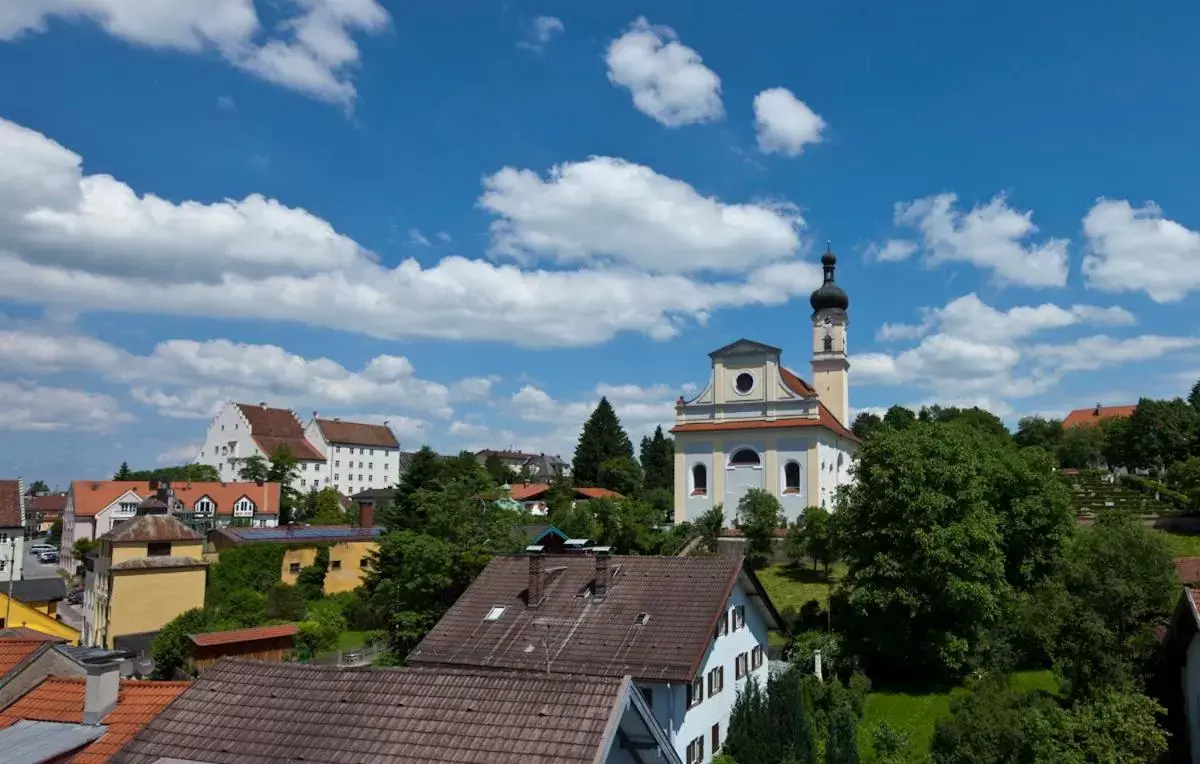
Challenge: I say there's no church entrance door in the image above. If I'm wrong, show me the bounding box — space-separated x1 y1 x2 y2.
725 448 764 523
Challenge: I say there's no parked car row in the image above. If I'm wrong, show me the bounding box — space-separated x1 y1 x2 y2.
28 543 58 564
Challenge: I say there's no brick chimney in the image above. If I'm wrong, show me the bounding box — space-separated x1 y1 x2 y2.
526 545 545 608
83 660 121 725
359 502 375 529
593 546 613 599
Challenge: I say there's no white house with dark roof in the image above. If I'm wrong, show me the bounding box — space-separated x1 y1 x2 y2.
671 247 858 525
304 415 402 495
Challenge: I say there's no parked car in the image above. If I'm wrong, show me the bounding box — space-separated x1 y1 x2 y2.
29 544 55 555
67 590 83 605
37 551 58 564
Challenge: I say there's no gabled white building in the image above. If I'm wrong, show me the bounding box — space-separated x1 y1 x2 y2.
0 479 26 583
304 416 402 496
195 402 326 484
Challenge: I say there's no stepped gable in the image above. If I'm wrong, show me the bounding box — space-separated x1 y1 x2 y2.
236 403 325 462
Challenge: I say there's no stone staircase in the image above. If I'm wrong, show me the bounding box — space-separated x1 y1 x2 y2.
1061 469 1173 523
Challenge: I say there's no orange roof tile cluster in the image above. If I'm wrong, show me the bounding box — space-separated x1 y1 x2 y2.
507 484 623 502
780 367 818 397
70 481 281 518
314 418 399 449
0 676 189 763
671 401 858 441
0 639 45 677
1063 404 1136 429
189 624 299 648
236 403 326 461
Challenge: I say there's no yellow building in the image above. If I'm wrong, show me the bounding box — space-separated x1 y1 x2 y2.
8 579 67 619
208 525 382 595
0 592 79 644
84 512 208 649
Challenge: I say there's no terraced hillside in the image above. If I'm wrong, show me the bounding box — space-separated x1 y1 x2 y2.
1061 469 1174 521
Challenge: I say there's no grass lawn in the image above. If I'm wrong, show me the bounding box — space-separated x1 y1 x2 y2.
1155 529 1200 557
858 670 1058 760
336 630 369 651
756 562 845 611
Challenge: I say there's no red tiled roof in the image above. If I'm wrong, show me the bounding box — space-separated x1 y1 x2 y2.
780 367 818 397
409 554 762 683
29 494 67 513
102 514 203 543
252 435 326 462
69 481 281 518
118 661 643 764
189 624 299 647
237 403 327 462
1063 404 1136 429
1176 557 1200 586
0 480 22 528
670 402 858 442
507 484 623 502
0 639 46 677
0 676 189 763
314 418 399 449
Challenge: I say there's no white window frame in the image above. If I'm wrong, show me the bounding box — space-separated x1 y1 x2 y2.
732 604 746 630
751 644 764 670
687 676 704 709
727 447 762 469
714 610 729 640
707 666 724 697
735 651 748 679
782 460 802 494
686 736 705 764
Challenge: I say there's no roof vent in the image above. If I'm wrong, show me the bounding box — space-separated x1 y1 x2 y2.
635 613 651 626
259 401 267 408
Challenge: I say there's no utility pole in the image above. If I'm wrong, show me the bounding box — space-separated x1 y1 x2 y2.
4 537 15 627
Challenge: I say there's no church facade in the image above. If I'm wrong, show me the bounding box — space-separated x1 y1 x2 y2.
671 248 858 526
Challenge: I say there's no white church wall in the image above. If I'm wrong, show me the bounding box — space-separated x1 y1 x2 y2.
680 439 715 522
723 439 767 523
816 435 855 510
774 437 811 523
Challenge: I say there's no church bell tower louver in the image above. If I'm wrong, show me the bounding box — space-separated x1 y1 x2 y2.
810 244 850 427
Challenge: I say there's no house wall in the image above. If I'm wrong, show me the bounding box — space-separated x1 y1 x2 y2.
195 403 265 483
193 636 295 672
0 525 24 582
107 568 206 646
0 593 79 644
279 540 378 594
1185 632 1200 764
815 434 856 510
318 442 400 497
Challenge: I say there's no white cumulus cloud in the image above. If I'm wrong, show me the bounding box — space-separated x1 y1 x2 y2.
753 87 826 157
605 17 723 127
1081 198 1200 303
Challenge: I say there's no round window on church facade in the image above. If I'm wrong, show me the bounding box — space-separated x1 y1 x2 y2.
734 372 755 395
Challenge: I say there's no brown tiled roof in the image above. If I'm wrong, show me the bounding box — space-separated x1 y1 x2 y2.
507 483 624 502
671 402 859 442
69 481 282 518
1063 404 1136 428
314 418 399 448
116 660 644 764
1176 557 1200 586
237 403 326 462
189 624 299 647
0 480 22 528
111 556 209 572
408 554 777 683
0 639 47 677
780 367 819 397
102 514 203 543
29 494 67 514
0 676 189 764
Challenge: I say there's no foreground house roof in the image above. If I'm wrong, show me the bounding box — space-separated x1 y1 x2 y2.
235 403 326 462
8 578 67 605
0 676 188 764
28 494 68 515
189 624 299 648
312 418 399 449
0 640 47 679
507 483 623 502
0 479 22 528
1064 403 1136 429
70 481 282 518
408 553 783 683
114 659 679 764
102 514 204 543
211 525 383 546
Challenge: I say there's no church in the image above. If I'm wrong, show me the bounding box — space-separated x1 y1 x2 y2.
671 247 858 526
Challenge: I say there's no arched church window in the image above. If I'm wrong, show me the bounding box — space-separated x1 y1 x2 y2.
783 462 801 493
729 449 761 467
691 464 707 496
823 334 833 352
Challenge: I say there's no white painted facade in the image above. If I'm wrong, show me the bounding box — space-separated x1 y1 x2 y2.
303 420 400 495
1 524 25 584
639 580 771 763
194 403 271 483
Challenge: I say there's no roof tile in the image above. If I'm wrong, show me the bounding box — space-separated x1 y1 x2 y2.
70 481 282 518
0 480 22 528
0 639 46 678
236 403 326 462
1063 404 1137 429
314 418 399 449
671 402 858 441
189 624 299 648
102 514 203 543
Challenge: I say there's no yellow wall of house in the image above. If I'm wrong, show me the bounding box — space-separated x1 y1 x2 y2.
279 540 378 594
110 539 204 566
24 600 57 617
106 568 206 645
0 593 79 645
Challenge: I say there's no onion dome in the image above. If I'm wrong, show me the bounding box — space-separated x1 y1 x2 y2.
810 243 849 314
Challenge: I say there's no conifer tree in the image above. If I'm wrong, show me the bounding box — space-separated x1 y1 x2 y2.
638 426 675 492
572 397 633 486
114 461 133 480
825 704 860 764
722 677 768 764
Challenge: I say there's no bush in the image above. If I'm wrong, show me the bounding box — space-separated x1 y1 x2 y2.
295 599 347 660
871 722 909 764
151 609 211 679
296 545 330 601
265 583 305 621
1119 473 1191 512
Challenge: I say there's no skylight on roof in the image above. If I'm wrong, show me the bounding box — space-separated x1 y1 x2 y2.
485 606 506 622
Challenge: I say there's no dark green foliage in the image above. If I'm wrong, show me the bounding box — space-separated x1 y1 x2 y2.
571 397 634 486
1099 416 1133 471
549 497 675 554
483 452 515 485
295 599 347 660
1055 423 1106 469
596 455 643 496
207 545 286 609
48 519 62 546
265 583 305 621
722 677 768 764
641 487 674 524
72 538 97 560
1190 378 1200 411
1015 415 1064 451
919 404 1011 440
266 446 300 525
737 488 783 568
728 667 816 764
120 463 219 482
363 530 458 657
151 608 212 678
824 704 859 764
882 405 917 430
1165 456 1200 509
850 411 882 440
696 504 724 554
1120 471 1192 511
27 479 49 494
206 588 266 628
114 462 133 480
796 506 836 576
870 722 909 764
1125 397 1200 472
236 455 270 483
296 545 330 601
638 426 675 492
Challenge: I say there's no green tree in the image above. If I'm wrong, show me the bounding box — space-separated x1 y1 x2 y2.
267 446 300 525
296 545 330 601
572 397 634 486
237 454 270 483
825 704 860 764
596 456 643 496
483 453 514 485
882 405 917 430
364 530 459 657
296 598 348 660
1166 456 1200 509
1014 416 1064 451
265 583 305 621
785 518 808 569
837 422 1007 681
697 504 724 554
722 677 768 764
1100 416 1133 471
384 446 446 531
126 464 219 482
638 426 675 492
151 608 212 678
307 487 349 525
799 506 836 577
27 479 49 495
1055 423 1106 469
851 411 883 440
921 405 1011 440
47 519 62 546
1124 397 1199 472
1038 689 1167 762
72 538 97 560
114 462 133 480
1190 378 1200 411
762 667 816 764
737 489 783 568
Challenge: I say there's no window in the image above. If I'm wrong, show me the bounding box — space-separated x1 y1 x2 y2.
368 462 373 469
751 645 764 670
712 723 721 756
0 561 6 572
195 498 215 515
687 676 704 708
735 652 749 679
117 501 137 514
691 464 707 496
289 562 301 574
358 461 363 468
358 475 363 482
331 560 342 570
707 666 724 697
0 532 6 543
334 474 339 481
335 446 341 453
784 461 801 493
300 479 307 488
335 460 340 467
732 604 746 630
734 371 754 395
686 736 704 764
729 448 760 467
484 606 506 621
369 449 374 456
714 610 728 639
147 542 171 557
233 499 255 516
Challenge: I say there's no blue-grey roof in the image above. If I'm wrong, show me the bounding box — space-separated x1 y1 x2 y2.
7 577 66 604
215 525 384 545
0 720 107 764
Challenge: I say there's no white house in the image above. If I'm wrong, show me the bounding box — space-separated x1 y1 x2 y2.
304 416 402 496
407 551 784 764
195 402 326 483
0 479 26 584
672 247 858 526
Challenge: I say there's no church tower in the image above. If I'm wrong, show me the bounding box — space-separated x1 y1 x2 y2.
810 244 850 427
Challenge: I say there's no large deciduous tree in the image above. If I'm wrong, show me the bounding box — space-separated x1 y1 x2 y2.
638 426 675 492
1055 423 1106 469
1014 415 1064 452
1189 378 1200 411
1124 397 1199 472
851 411 883 440
737 489 783 568
572 397 633 486
882 405 917 431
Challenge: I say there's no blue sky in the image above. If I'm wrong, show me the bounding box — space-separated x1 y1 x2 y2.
1 1 1199 487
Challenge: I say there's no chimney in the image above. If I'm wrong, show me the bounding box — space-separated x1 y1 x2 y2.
526 545 545 608
359 503 375 529
260 401 267 409
593 546 613 599
1094 402 1102 415
83 660 121 725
